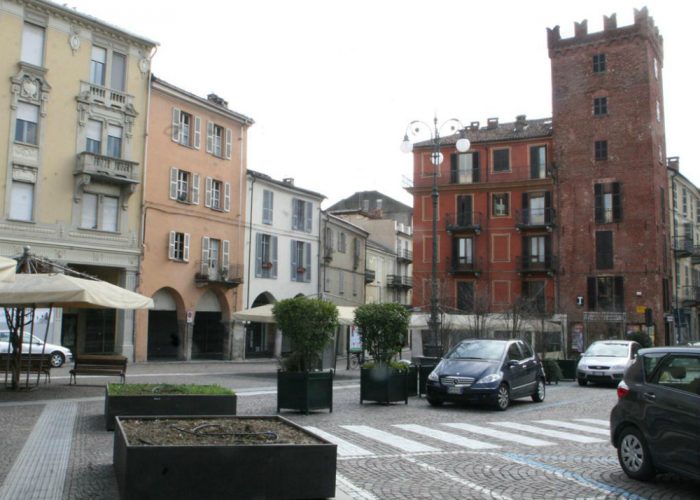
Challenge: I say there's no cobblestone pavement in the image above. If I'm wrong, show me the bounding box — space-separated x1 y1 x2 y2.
1 360 698 499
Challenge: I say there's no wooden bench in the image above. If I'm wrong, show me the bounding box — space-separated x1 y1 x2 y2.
69 354 128 385
1 353 52 384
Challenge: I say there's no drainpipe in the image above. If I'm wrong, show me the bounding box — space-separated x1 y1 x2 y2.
246 174 255 309
670 171 680 345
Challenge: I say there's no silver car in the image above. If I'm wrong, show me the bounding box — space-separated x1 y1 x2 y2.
577 340 640 386
0 330 73 368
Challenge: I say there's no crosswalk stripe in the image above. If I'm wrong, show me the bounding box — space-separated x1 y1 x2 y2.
303 426 374 457
443 423 555 447
491 422 606 443
394 424 500 450
535 420 610 436
341 425 441 453
573 418 610 427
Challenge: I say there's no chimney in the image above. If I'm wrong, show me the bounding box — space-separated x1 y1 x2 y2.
487 117 499 129
515 114 527 131
207 93 228 108
470 121 480 131
282 177 295 186
666 157 680 172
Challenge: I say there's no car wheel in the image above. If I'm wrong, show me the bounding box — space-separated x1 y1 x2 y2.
493 384 510 411
427 397 443 407
577 377 587 386
617 427 655 481
50 351 65 368
531 378 546 402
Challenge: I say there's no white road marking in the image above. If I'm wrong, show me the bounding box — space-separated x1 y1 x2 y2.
573 418 610 427
303 426 374 457
443 422 555 447
341 425 441 453
535 420 610 436
336 473 379 500
394 424 500 450
491 422 606 443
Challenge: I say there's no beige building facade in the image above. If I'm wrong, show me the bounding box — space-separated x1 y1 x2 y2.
0 0 156 358
135 77 252 361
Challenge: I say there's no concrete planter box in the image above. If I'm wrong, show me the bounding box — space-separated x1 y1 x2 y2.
360 365 408 404
105 387 237 431
113 415 337 500
277 369 333 414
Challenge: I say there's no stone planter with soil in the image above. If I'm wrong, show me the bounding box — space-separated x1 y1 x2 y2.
113 415 337 500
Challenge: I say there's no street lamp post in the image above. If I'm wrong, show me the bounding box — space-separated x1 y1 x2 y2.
401 117 470 353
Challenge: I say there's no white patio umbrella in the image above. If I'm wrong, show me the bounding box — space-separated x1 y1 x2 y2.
233 304 355 325
0 256 16 283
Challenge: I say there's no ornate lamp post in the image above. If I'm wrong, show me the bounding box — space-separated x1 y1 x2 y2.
401 117 470 352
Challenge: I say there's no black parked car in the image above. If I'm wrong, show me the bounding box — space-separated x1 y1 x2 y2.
610 346 700 481
425 339 546 411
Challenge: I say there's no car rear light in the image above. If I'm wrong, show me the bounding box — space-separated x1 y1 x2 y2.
616 380 630 399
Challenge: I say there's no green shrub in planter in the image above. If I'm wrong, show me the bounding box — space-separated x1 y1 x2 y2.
274 297 339 413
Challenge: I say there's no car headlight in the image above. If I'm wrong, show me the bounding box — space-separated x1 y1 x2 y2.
476 373 502 384
427 370 439 382
578 364 587 370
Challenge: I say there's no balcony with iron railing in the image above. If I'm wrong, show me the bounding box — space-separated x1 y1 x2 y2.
516 254 558 275
515 208 556 231
678 285 700 307
446 256 482 276
364 269 375 283
693 245 700 265
386 274 413 288
79 81 134 111
397 248 413 263
75 152 140 185
195 263 243 288
445 212 482 234
673 236 694 258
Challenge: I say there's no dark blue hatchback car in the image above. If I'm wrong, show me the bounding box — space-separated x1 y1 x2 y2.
425 339 546 411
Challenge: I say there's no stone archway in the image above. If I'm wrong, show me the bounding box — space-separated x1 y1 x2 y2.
147 288 183 360
192 290 226 360
246 292 276 358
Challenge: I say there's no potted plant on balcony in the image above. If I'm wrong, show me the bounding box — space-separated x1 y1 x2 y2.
273 296 338 414
354 302 411 404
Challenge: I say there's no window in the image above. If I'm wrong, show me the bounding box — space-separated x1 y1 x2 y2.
656 100 661 123
291 240 311 282
682 188 688 218
200 237 230 280
21 22 44 66
15 102 39 145
338 270 345 295
255 233 277 278
457 282 474 312
171 109 201 148
205 177 230 212
587 276 624 312
592 53 606 73
262 190 273 224
338 232 347 253
81 193 119 231
595 140 608 161
529 146 546 179
523 193 548 225
450 152 480 183
168 231 190 261
593 97 608 116
456 195 473 226
292 198 313 232
492 193 510 217
111 52 126 92
206 122 232 159
596 231 613 269
453 237 473 267
523 281 545 313
493 149 510 172
90 46 107 86
86 120 102 154
106 125 122 158
594 182 622 223
524 235 547 265
654 355 700 394
169 167 200 204
353 237 361 270
9 181 34 221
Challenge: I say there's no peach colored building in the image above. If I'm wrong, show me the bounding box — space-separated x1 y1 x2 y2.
135 76 253 361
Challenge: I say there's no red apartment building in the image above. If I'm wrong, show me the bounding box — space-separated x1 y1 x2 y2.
410 8 672 353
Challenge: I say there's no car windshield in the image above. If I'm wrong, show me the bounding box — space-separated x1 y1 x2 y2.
585 343 629 357
446 340 505 361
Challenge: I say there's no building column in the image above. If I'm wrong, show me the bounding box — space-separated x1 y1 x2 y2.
231 321 246 360
274 327 282 358
116 270 137 361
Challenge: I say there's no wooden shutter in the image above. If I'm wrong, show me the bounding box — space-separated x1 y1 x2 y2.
192 174 200 204
201 237 210 275
472 152 480 182
304 242 311 282
205 177 213 208
596 231 613 269
544 191 552 224
612 182 622 222
544 235 552 268
224 182 231 212
168 231 176 259
522 236 530 269
450 154 457 183
225 128 233 159
222 240 230 272
271 236 278 278
255 233 262 277
458 195 472 225
206 121 213 153
587 277 597 310
194 117 201 149
183 233 190 262
169 167 178 200
290 241 298 280
594 184 604 223
171 108 180 142
529 146 539 179
305 201 313 233
291 199 299 229
521 193 530 224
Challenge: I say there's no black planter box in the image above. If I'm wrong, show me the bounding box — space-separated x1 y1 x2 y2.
277 369 333 414
360 365 408 404
105 388 237 431
113 415 337 500
407 365 418 397
556 359 578 380
418 364 437 397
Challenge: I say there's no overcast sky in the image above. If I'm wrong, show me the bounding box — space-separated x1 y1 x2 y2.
64 0 698 208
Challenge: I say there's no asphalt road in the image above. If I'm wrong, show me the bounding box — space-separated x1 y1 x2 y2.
1 360 698 499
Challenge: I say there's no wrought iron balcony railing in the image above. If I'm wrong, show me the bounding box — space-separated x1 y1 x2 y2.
515 208 556 231
516 255 558 275
445 212 482 234
386 274 413 288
